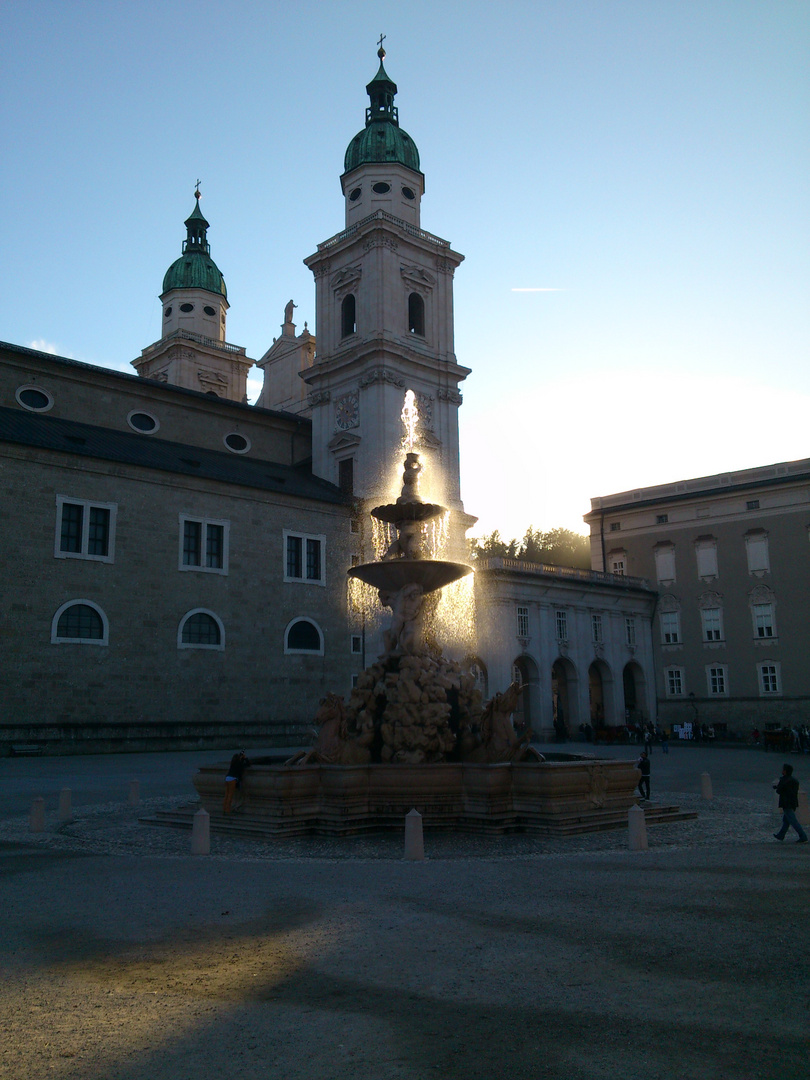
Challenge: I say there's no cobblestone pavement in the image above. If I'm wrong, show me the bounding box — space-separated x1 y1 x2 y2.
3 747 809 1080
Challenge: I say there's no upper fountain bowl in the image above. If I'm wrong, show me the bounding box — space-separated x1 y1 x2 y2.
371 500 446 525
348 559 473 595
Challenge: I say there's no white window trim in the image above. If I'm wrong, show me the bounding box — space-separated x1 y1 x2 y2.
664 667 685 697
701 607 725 645
591 614 603 644
745 532 770 577
625 616 636 648
51 599 109 646
660 610 681 645
517 605 529 639
126 409 160 435
757 661 782 697
16 384 54 412
178 608 225 651
284 617 325 656
705 664 729 697
654 544 676 586
751 601 777 642
283 531 327 586
55 496 117 563
179 515 230 575
223 431 252 454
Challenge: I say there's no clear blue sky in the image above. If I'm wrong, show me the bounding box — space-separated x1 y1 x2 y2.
3 1 808 538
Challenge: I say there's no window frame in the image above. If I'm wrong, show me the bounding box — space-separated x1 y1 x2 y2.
177 609 225 651
706 664 729 696
758 662 781 696
517 606 529 639
660 610 681 645
178 515 229 575
51 599 109 646
695 537 719 581
55 496 116 563
745 531 770 576
625 616 636 648
284 531 326 586
664 667 684 697
284 617 325 656
752 602 776 640
701 607 724 643
654 544 676 585
555 609 568 641
591 613 603 644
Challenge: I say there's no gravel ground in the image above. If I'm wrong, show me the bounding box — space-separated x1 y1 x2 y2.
3 782 809 1080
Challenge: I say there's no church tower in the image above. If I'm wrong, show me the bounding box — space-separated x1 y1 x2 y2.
302 45 471 518
133 190 254 401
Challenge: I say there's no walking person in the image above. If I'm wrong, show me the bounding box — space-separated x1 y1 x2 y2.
773 763 808 843
661 729 669 755
636 750 651 802
223 749 251 814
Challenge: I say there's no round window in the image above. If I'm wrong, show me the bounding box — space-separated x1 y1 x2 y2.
372 182 391 194
402 186 415 200
349 188 362 202
180 303 194 313
16 385 53 412
204 305 216 316
164 306 173 318
224 432 250 454
127 411 159 434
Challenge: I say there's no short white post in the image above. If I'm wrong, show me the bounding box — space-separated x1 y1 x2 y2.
128 779 140 806
58 788 72 823
191 808 210 855
30 797 45 833
797 791 810 827
628 804 648 851
700 772 713 800
404 808 425 860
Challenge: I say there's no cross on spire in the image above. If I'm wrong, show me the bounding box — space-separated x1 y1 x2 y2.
377 32 386 57
194 179 202 199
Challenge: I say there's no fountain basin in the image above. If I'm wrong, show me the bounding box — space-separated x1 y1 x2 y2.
348 559 473 594
192 757 642 836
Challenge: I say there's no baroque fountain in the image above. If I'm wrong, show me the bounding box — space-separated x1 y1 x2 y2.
191 392 642 836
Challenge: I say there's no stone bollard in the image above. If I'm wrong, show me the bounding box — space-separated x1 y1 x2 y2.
797 791 810 827
128 779 140 806
628 804 648 851
30 797 45 833
700 772 713 800
191 808 210 855
58 788 73 823
404 808 425 860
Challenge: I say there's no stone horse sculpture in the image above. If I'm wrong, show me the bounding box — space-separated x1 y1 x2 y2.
285 693 373 766
461 682 545 764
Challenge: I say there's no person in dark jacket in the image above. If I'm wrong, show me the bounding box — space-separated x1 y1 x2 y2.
223 750 251 814
773 763 808 843
636 750 651 801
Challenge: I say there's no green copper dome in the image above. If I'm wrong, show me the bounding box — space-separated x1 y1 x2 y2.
343 48 421 175
162 194 227 299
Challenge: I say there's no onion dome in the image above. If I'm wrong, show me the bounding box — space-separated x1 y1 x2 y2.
161 190 227 299
343 45 421 175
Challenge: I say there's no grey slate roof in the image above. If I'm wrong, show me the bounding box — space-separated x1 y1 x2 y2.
0 406 351 507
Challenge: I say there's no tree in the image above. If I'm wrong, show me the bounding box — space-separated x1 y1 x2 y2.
469 526 591 570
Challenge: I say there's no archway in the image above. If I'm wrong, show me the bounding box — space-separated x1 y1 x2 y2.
551 657 579 739
623 661 648 726
512 655 540 737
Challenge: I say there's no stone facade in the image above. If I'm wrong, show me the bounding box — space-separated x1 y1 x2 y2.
585 459 810 734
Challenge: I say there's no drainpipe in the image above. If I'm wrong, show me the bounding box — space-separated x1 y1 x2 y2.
599 509 607 573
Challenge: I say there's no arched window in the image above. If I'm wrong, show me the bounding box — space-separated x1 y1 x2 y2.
178 609 224 650
52 600 108 645
408 292 425 336
285 618 324 655
341 294 356 338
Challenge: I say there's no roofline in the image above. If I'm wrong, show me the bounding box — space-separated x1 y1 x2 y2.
0 340 309 427
585 457 810 520
475 556 655 595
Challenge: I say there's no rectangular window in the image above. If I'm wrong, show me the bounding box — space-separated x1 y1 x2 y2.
753 603 775 638
654 545 676 584
759 663 780 695
707 665 727 695
695 539 718 579
701 608 723 642
656 513 669 524
610 522 621 532
745 533 769 574
746 499 760 511
625 617 636 647
555 610 568 640
180 516 228 574
284 531 325 585
591 614 603 643
517 606 529 638
351 635 362 654
660 611 680 644
55 497 116 562
665 668 684 696
609 554 626 576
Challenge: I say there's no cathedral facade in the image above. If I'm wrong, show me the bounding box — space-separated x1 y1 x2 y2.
0 49 658 753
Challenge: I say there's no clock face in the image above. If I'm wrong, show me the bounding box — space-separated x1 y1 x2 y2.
335 392 359 430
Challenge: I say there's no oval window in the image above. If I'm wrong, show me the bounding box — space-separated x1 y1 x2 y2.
127 411 159 434
402 186 415 200
180 303 194 313
16 386 53 412
349 188 362 202
372 182 390 194
224 432 250 454
204 305 216 316
164 306 173 318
